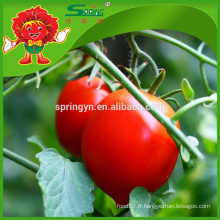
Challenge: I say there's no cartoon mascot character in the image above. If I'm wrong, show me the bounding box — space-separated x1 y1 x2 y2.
3 6 70 64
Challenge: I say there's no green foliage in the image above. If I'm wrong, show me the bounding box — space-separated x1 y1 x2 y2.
27 135 47 151
93 187 121 217
147 69 165 95
88 62 101 82
44 51 83 84
180 145 190 163
129 187 151 217
101 69 121 92
119 65 141 89
36 149 94 217
3 30 217 217
156 161 217 217
181 78 195 102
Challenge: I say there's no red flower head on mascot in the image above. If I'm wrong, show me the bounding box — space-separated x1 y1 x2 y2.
3 6 70 64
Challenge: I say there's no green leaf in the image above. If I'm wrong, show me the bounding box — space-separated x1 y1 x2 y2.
93 187 120 217
44 51 83 84
156 162 217 217
68 70 89 81
148 69 166 95
137 62 147 75
88 62 101 82
129 187 151 217
197 108 217 143
118 65 141 89
102 69 120 92
73 59 95 75
27 135 47 150
180 145 190 163
203 138 217 155
181 78 195 102
36 149 94 217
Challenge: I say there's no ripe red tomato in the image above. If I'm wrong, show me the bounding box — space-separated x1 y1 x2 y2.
56 76 111 157
82 89 180 205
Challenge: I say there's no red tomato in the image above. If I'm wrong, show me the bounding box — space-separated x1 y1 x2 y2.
56 76 111 157
82 89 180 205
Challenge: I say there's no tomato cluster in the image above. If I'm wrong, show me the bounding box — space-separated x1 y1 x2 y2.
56 76 179 205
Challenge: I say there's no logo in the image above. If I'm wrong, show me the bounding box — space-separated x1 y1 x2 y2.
65 4 104 16
3 6 71 65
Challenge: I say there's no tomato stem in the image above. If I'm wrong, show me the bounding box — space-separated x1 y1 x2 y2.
3 75 29 98
160 89 182 100
124 33 159 78
3 147 39 173
199 62 215 96
171 94 217 123
3 53 75 98
133 30 217 68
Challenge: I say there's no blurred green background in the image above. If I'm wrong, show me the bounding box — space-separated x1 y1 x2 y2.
3 30 217 217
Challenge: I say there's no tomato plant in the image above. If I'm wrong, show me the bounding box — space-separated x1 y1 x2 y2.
82 89 180 205
56 75 111 157
3 30 217 217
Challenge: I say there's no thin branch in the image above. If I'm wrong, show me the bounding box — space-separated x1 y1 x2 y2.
199 62 215 96
160 89 182 99
197 42 206 54
3 76 17 85
171 94 217 123
24 54 74 86
133 30 217 68
3 148 39 173
124 33 159 78
3 54 74 98
3 75 29 98
164 98 180 110
131 54 138 75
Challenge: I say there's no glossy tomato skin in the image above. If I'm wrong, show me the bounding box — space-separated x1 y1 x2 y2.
82 89 180 205
56 76 111 157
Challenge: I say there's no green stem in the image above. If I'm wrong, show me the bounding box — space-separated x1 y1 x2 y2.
165 98 180 109
197 42 206 54
3 75 29 98
124 33 159 78
3 148 39 173
3 54 74 98
80 43 204 161
160 89 182 99
3 76 17 85
147 69 166 95
199 62 214 96
115 208 130 217
131 54 138 75
137 62 147 75
139 51 159 78
35 72 41 90
133 30 217 68
96 40 104 52
171 94 217 123
24 54 74 86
